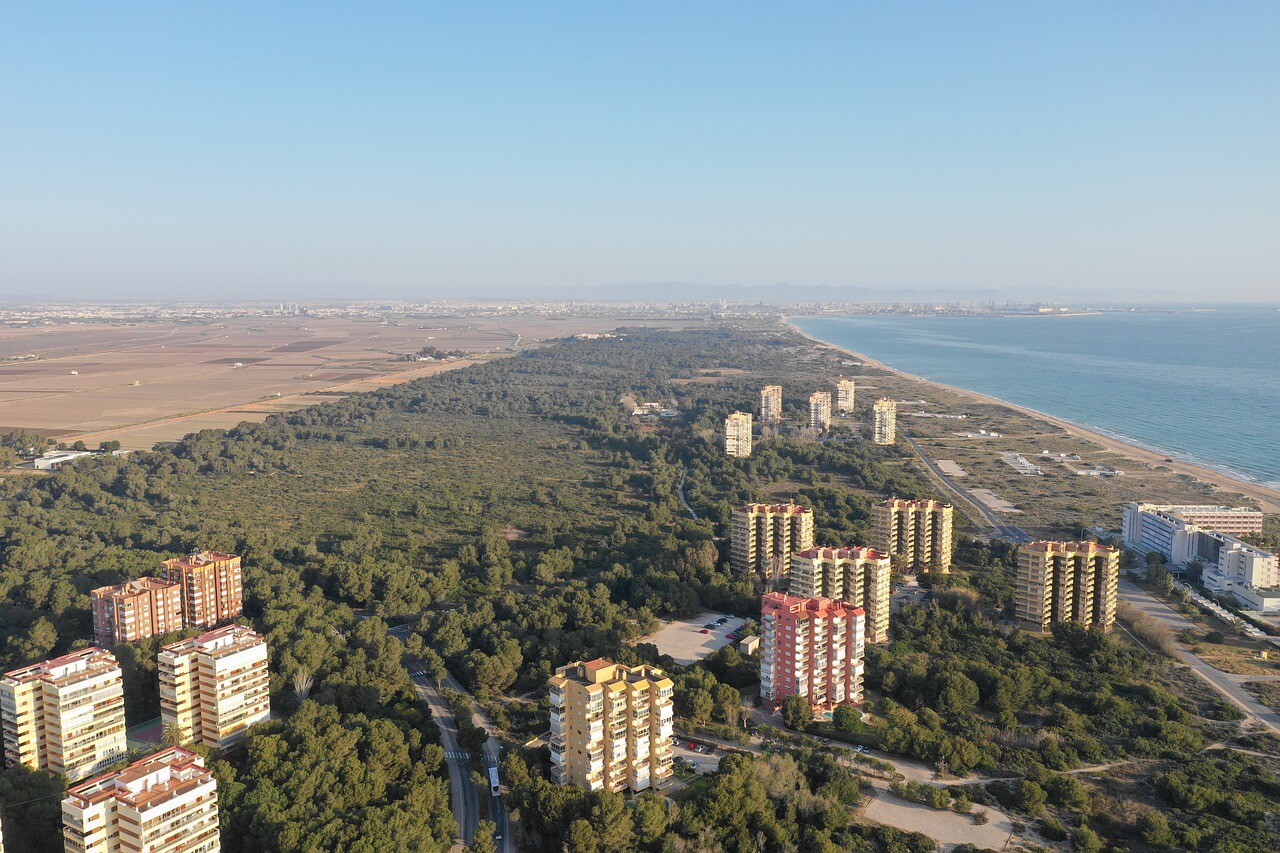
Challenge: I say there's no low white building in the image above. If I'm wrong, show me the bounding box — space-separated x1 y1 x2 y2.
1201 533 1279 594
33 449 94 470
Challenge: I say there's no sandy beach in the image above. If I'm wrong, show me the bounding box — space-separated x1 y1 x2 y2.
787 320 1280 516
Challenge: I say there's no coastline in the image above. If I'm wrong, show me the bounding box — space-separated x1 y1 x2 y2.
785 319 1280 515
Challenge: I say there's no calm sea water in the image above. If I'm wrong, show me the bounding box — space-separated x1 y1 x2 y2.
794 310 1280 489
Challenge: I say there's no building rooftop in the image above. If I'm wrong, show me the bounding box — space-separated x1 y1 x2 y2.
794 545 888 561
161 624 263 659
2 646 118 686
762 591 866 617
734 502 812 514
163 550 240 570
91 577 180 598
877 497 952 509
1024 540 1119 554
65 747 212 812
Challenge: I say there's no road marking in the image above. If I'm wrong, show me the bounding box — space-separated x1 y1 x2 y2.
446 751 470 761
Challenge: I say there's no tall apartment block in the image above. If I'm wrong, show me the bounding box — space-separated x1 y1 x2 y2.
1 648 127 782
789 546 893 643
730 502 815 585
1122 502 1265 564
62 747 219 853
549 659 674 793
760 385 783 423
724 411 753 458
873 398 896 445
162 550 243 628
872 498 954 573
836 378 856 414
91 577 183 648
159 625 270 750
760 592 865 711
808 391 831 430
1016 541 1120 633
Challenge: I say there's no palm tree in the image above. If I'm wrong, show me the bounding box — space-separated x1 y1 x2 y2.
161 722 187 747
293 669 315 703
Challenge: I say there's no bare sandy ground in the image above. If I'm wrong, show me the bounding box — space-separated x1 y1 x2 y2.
1 314 705 450
789 322 1280 515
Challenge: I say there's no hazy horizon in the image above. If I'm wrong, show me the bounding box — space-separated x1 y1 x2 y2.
3 4 1277 303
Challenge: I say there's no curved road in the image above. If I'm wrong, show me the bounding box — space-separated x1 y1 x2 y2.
1118 580 1280 735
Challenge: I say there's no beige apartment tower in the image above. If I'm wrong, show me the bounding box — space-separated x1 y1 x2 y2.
91 577 183 648
1 648 128 782
159 625 270 751
549 659 674 793
789 546 893 643
873 398 896 445
836 378 856 414
1016 541 1120 633
760 385 783 424
808 391 831 430
731 502 815 585
872 498 954 573
162 550 244 629
724 411 753 458
62 747 220 853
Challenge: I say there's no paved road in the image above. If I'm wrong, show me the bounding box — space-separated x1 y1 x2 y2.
1118 580 1280 734
906 438 1031 544
391 619 514 852
677 464 698 520
438 671 514 853
410 671 479 847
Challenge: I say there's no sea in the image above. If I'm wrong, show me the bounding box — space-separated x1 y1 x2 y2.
793 309 1280 490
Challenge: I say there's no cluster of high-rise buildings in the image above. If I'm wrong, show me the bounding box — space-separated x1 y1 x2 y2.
724 379 899 457
91 551 244 646
2 550 261 853
727 497 954 713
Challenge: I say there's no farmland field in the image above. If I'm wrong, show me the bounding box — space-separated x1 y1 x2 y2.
0 314 680 449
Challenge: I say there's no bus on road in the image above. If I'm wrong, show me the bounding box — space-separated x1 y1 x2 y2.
488 766 501 796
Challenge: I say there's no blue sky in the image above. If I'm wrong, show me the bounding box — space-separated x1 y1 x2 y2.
2 3 1277 301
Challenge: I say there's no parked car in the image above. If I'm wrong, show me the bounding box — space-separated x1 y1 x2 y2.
700 628 711 634
819 737 832 745
854 745 867 754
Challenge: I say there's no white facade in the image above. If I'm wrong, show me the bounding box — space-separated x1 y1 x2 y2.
835 378 856 414
808 392 831 430
872 399 896 445
1202 534 1279 593
724 411 753 458
1122 502 1264 563
760 386 783 424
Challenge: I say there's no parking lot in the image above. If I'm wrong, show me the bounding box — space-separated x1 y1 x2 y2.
891 580 934 614
644 611 746 664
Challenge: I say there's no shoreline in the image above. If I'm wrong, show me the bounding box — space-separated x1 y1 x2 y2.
785 319 1280 515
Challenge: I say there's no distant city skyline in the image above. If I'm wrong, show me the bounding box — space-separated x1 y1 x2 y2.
2 3 1277 302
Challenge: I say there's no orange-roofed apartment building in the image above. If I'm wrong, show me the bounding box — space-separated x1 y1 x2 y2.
872 498 954 573
1017 541 1120 633
789 546 893 643
760 592 865 712
162 551 243 629
62 746 219 853
730 502 815 586
90 578 183 648
159 625 270 751
0 648 128 782
549 659 674 793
